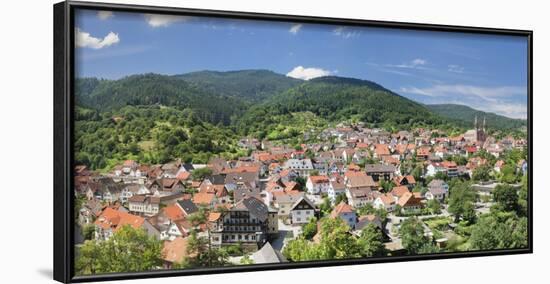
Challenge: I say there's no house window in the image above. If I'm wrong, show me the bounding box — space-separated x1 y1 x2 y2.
297 218 301 222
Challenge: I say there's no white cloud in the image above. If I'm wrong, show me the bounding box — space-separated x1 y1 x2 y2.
448 64 465 73
412 58 426 66
145 14 189 28
332 27 360 39
97 11 113 20
75 28 120 49
400 84 524 101
286 66 332 80
399 84 527 118
289 24 302 35
386 58 428 69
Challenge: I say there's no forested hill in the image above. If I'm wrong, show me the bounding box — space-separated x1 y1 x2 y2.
74 70 528 169
235 76 449 138
426 104 527 130
173 69 302 102
75 73 249 125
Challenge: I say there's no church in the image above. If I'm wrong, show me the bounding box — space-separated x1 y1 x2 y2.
464 115 487 143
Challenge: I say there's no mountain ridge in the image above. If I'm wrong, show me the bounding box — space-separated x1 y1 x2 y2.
75 70 525 132
426 103 526 130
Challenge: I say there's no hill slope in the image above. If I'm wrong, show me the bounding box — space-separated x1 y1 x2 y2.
235 76 448 138
75 73 249 125
173 69 302 102
426 104 527 130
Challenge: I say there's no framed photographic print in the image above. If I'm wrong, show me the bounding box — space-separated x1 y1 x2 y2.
54 1 533 283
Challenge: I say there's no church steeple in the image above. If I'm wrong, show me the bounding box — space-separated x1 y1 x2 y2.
483 116 486 131
474 115 478 129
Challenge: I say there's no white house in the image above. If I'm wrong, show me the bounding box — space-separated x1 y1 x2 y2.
346 188 380 208
290 197 316 224
373 193 398 212
160 222 188 241
327 175 346 204
283 159 314 177
128 195 161 216
330 202 357 230
306 175 330 194
426 179 449 201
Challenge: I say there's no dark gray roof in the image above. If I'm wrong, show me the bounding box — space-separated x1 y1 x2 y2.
177 199 198 215
206 174 226 185
290 196 315 211
364 164 396 173
182 163 195 171
355 215 382 231
225 172 258 185
233 187 261 203
234 197 269 222
251 242 287 264
274 192 304 204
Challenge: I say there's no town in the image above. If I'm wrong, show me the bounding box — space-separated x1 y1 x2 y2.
74 117 528 274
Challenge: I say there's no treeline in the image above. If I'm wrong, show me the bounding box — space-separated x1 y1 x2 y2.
76 74 248 125
74 72 526 171
174 69 302 102
236 77 452 138
427 104 527 131
75 105 245 170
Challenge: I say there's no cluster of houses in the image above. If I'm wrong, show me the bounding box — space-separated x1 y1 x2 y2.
74 118 527 267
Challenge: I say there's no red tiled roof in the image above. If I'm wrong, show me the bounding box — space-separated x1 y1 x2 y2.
391 186 410 197
193 192 215 205
309 175 330 184
94 207 144 231
164 204 186 221
375 144 390 156
330 201 354 218
162 237 190 263
176 171 191 180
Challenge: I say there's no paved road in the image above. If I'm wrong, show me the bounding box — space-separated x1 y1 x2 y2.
270 219 302 251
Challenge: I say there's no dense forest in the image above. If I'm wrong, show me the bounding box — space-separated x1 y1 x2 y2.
174 69 303 102
75 105 247 170
235 76 455 139
427 104 527 131
75 70 527 170
75 74 247 125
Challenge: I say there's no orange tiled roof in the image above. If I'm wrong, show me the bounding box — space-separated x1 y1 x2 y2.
330 201 354 218
391 186 410 197
309 175 330 184
193 192 215 205
164 204 186 221
94 207 144 231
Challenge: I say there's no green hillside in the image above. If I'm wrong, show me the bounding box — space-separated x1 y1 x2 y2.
427 104 527 130
235 76 450 138
75 73 249 125
173 69 302 102
74 71 527 170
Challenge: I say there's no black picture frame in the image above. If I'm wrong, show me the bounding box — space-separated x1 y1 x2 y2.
54 1 533 283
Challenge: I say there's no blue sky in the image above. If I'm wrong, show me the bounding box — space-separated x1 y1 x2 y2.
75 9 528 119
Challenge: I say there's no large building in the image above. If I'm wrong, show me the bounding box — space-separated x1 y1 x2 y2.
210 197 278 247
464 116 487 143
